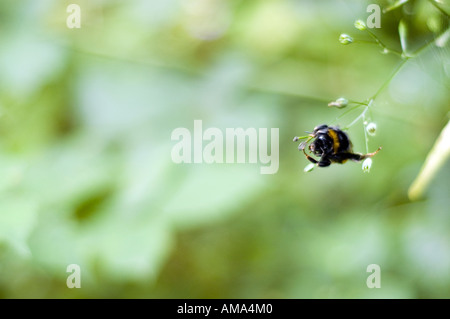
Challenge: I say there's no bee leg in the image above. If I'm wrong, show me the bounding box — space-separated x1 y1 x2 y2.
316 151 331 167
346 147 382 162
303 149 331 167
318 158 331 167
361 147 382 159
302 148 319 165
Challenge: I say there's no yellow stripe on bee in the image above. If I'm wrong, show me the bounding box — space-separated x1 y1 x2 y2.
328 129 340 154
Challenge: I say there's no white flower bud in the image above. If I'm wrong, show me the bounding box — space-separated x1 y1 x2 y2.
304 163 315 173
354 20 367 31
339 33 353 45
366 122 377 136
328 97 348 108
362 158 373 173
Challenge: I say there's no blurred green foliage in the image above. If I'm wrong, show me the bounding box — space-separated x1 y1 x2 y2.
0 0 449 298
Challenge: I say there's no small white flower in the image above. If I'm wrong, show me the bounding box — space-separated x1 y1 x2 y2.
304 163 315 173
366 122 377 136
339 33 353 45
362 158 373 173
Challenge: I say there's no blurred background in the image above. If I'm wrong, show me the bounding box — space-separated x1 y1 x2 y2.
0 0 449 298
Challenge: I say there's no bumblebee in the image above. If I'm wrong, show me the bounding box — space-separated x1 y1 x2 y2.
294 124 381 167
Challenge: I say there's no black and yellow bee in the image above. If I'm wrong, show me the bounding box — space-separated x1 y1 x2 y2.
294 124 381 167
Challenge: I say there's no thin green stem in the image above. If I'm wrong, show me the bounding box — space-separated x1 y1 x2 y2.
363 116 369 154
412 26 450 56
248 84 332 104
342 106 368 130
294 135 310 140
369 26 449 101
366 29 387 48
331 103 366 125
365 29 404 56
354 38 404 57
353 29 404 56
353 39 379 45
370 58 409 101
348 100 370 106
339 24 447 144
383 49 404 57
339 25 442 129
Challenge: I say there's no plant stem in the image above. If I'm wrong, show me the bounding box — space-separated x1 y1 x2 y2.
370 58 409 101
368 25 449 102
412 26 450 56
365 29 404 56
343 106 368 130
331 103 366 125
408 119 450 200
363 116 369 153
427 0 450 17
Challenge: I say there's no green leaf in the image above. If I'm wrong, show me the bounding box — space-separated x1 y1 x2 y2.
0 195 37 257
80 212 174 283
164 165 267 228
